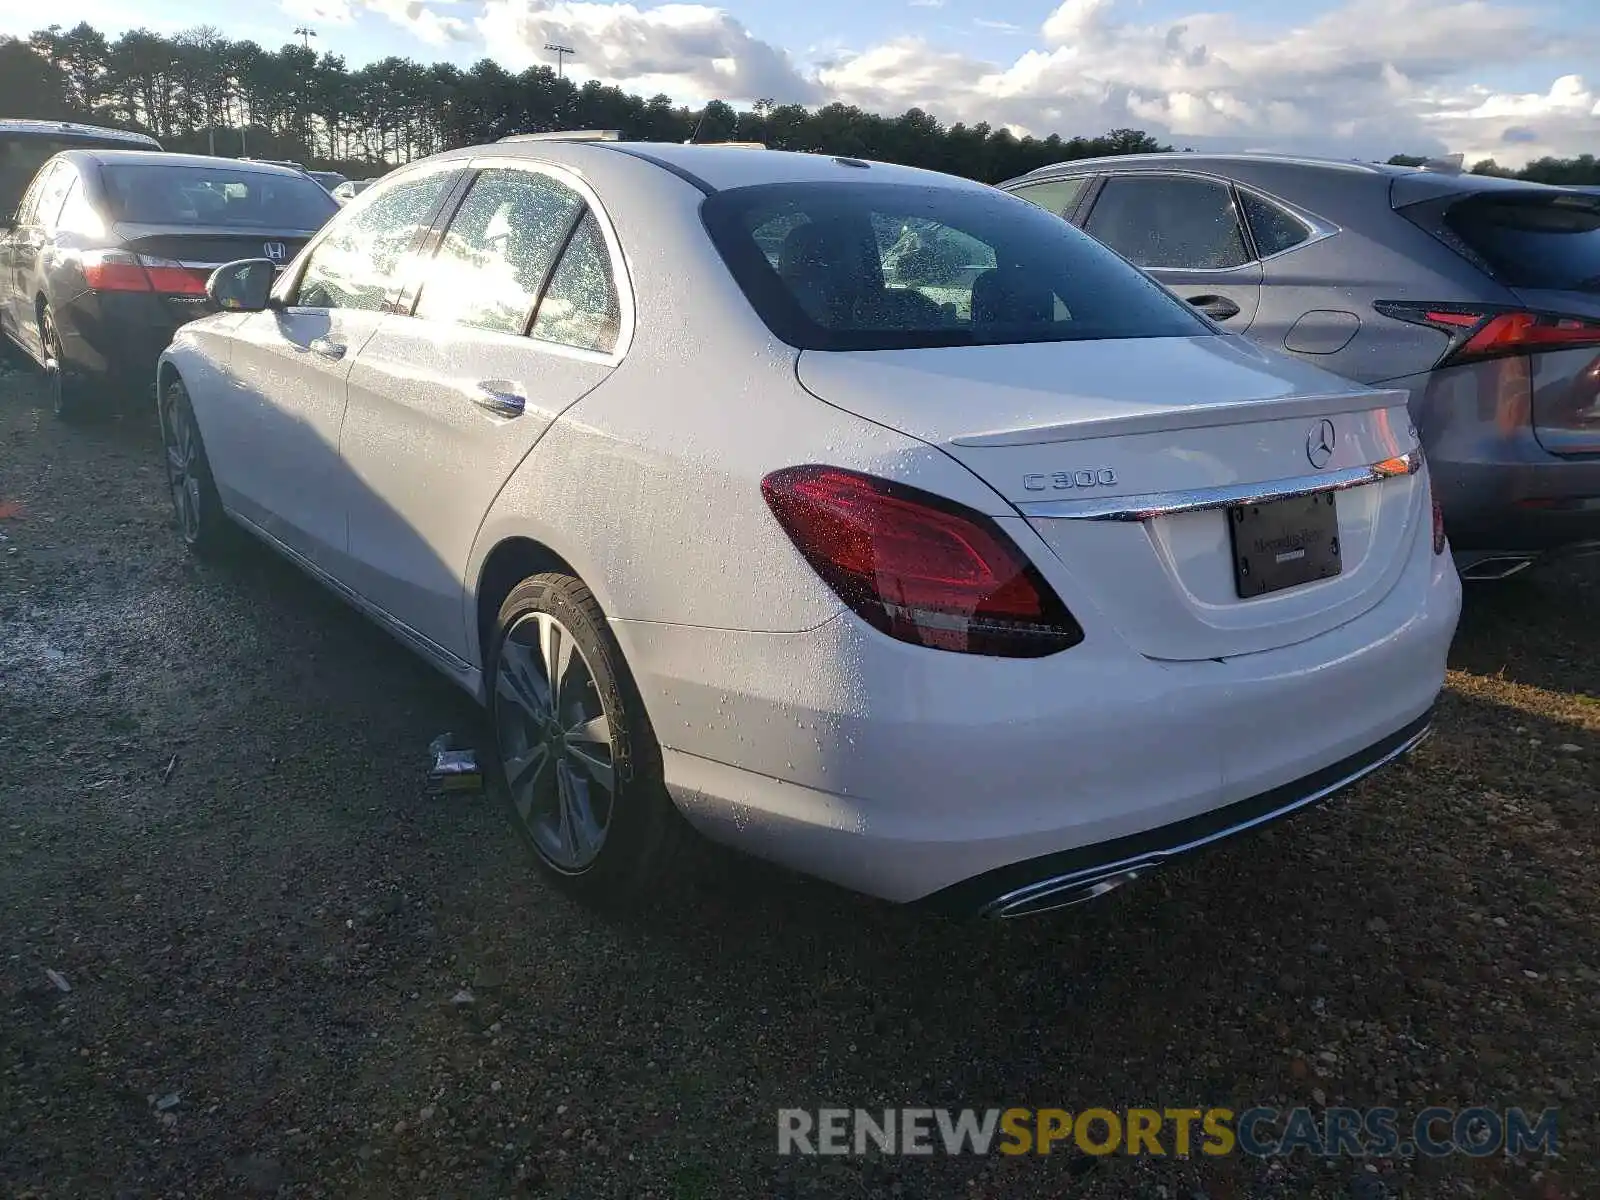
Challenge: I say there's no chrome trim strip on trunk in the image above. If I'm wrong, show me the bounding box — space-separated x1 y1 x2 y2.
1018 449 1422 523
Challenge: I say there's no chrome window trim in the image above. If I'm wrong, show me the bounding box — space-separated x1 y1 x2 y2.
1019 450 1422 522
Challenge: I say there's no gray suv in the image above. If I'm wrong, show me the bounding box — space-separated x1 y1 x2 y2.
1000 155 1600 579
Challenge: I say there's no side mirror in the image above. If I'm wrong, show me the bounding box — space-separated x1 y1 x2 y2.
207 258 278 312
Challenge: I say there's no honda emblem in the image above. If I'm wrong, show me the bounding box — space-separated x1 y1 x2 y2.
263 241 288 263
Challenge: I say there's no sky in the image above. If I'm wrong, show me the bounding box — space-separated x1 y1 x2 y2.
0 0 1596 166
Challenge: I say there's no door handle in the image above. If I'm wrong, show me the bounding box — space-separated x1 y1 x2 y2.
473 382 526 417
1186 294 1242 321
309 337 346 360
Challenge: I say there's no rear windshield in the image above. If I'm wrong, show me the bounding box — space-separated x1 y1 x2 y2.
701 181 1210 351
1 134 152 217
1443 191 1600 291
101 163 337 230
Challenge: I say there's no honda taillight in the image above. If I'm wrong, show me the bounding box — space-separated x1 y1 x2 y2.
140 256 209 296
760 465 1083 657
1375 301 1600 367
81 250 151 292
81 251 208 296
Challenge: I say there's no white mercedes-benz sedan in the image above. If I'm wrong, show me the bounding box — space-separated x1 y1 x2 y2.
157 136 1461 916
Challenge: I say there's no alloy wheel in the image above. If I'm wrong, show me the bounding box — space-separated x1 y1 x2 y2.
494 611 617 872
161 392 204 542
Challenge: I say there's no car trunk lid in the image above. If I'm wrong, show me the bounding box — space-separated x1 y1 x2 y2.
796 335 1425 661
114 221 314 276
112 222 315 322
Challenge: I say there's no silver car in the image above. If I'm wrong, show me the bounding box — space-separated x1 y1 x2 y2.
1001 154 1600 580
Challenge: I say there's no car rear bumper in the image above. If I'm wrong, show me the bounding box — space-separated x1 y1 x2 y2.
1398 360 1600 558
917 710 1432 916
621 520 1460 908
55 291 206 388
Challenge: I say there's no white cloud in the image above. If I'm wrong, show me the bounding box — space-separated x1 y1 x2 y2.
358 0 1600 165
476 0 818 101
282 0 474 43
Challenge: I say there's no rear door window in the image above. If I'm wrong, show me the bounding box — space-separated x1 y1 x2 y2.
1441 192 1600 291
1009 177 1091 219
26 161 74 229
414 168 583 335
530 209 622 354
1083 175 1251 270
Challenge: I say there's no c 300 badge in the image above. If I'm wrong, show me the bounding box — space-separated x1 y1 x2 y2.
1023 468 1118 492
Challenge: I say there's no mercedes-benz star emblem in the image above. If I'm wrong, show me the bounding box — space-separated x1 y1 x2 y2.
263 241 288 263
1306 419 1336 469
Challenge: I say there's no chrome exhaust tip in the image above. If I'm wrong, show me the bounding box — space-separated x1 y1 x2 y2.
1459 555 1536 582
985 866 1152 919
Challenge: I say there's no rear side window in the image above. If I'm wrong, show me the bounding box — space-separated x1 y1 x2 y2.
701 181 1208 352
1440 192 1600 291
55 179 102 237
531 210 621 354
1084 175 1250 270
1240 191 1312 257
1009 177 1090 219
297 170 455 312
415 168 583 335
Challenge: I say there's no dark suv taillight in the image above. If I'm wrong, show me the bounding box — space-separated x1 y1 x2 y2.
1375 301 1600 368
760 465 1083 657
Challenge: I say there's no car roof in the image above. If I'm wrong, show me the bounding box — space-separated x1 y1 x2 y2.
62 150 317 178
429 139 991 195
1017 152 1402 177
1010 151 1569 198
0 118 159 147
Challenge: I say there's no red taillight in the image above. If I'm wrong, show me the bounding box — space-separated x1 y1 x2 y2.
1432 494 1447 556
81 251 208 296
140 257 209 296
1376 301 1600 367
82 250 151 292
760 465 1083 657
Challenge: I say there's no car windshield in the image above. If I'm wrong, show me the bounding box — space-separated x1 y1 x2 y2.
1445 191 1600 291
701 180 1210 351
100 163 337 229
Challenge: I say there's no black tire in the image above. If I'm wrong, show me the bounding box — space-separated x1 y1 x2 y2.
158 376 230 556
39 303 96 423
488 573 688 906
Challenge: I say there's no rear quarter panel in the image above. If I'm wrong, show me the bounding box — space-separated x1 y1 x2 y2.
465 156 1012 651
1241 171 1517 386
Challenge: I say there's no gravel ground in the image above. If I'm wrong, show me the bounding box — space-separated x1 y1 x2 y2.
1 360 1596 1200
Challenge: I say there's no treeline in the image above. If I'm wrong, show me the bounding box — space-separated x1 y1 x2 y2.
9 22 1592 187
0 22 1167 184
1387 153 1600 185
